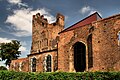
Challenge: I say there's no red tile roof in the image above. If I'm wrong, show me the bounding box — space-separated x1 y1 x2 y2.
59 12 102 33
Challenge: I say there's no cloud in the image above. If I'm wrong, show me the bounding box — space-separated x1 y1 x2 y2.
20 41 27 46
19 41 30 57
19 46 27 52
79 6 102 17
0 37 12 43
19 41 28 52
7 0 21 4
18 3 28 8
5 8 56 37
7 0 28 8
80 6 91 14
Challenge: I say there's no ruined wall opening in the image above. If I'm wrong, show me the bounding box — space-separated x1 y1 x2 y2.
46 55 52 72
118 31 120 46
43 54 52 72
32 57 36 72
87 34 93 69
73 42 86 72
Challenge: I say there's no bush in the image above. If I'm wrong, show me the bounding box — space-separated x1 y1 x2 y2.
0 71 120 80
0 66 7 70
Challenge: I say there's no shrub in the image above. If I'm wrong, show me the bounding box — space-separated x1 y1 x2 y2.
0 71 120 80
0 66 7 70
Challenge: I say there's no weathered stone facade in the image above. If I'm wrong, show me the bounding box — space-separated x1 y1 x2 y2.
10 58 29 72
58 13 120 72
10 12 120 72
10 13 64 72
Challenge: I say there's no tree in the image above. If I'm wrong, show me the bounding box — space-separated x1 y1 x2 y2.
0 40 21 67
0 66 7 70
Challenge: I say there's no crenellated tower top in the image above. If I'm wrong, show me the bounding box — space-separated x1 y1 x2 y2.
31 12 65 54
32 13 48 25
56 13 65 27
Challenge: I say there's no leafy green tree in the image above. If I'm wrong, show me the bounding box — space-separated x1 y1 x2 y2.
0 66 7 70
0 40 21 67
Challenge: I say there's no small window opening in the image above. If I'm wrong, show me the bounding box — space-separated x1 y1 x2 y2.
118 32 120 46
42 22 44 26
89 26 94 33
46 55 52 72
44 55 52 72
32 57 36 72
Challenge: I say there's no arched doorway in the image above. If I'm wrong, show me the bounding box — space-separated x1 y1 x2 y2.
74 42 86 72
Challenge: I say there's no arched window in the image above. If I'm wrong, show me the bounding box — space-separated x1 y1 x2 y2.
87 34 93 69
32 57 36 72
118 32 120 46
19 62 22 71
46 55 52 72
43 55 52 72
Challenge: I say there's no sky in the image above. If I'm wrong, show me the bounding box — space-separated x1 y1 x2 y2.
0 0 120 66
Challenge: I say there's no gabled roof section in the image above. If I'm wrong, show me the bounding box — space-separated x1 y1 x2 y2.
59 12 102 34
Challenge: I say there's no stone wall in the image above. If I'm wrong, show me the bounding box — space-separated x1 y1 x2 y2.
58 14 120 72
31 13 64 54
28 13 64 72
10 58 29 72
10 12 120 72
58 24 92 72
92 14 120 71
28 50 57 72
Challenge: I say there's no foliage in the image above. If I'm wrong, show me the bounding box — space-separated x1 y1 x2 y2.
0 71 120 80
0 40 21 67
0 66 7 70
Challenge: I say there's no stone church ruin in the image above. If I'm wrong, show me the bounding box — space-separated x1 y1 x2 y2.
10 12 120 72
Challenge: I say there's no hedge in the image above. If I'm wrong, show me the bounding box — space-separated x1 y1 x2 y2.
0 71 120 80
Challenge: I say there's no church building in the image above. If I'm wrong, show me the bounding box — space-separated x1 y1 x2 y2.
10 12 120 72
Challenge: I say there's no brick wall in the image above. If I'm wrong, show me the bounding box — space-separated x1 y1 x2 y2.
10 58 29 72
28 13 64 72
31 13 64 54
58 13 120 72
92 14 120 71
